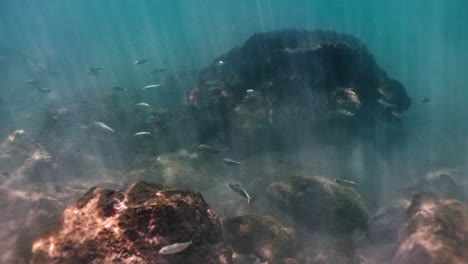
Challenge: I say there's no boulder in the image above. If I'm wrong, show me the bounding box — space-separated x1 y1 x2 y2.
393 192 468 264
362 171 466 264
223 215 297 262
190 30 411 147
31 181 232 264
267 176 368 233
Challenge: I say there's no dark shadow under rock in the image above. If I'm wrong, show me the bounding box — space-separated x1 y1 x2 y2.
295 232 364 264
31 181 232 264
359 199 410 264
267 176 368 233
393 192 468 264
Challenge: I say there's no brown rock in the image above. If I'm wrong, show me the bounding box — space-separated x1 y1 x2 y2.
31 181 232 264
223 215 297 262
393 192 468 264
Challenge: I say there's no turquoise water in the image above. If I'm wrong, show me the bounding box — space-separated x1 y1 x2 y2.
1 1 468 263
2 0 467 173
2 1 467 88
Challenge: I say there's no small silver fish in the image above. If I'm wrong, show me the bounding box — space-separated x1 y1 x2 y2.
216 60 225 66
143 84 161 90
377 99 396 108
204 80 219 86
159 238 193 255
88 66 103 75
223 158 241 165
26 79 39 85
246 89 255 94
135 102 151 107
134 131 151 136
113 86 127 92
94 121 115 133
229 183 251 204
377 87 391 101
47 69 62 76
134 59 149 65
198 144 225 153
335 178 358 187
151 68 167 74
334 109 355 117
36 87 51 94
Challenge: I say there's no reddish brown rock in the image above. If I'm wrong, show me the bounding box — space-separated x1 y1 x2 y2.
31 181 232 264
393 192 468 264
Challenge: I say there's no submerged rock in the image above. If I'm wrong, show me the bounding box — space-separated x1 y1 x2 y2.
267 176 368 233
190 30 411 148
393 192 468 264
31 181 232 264
399 171 465 201
0 130 57 185
223 215 297 262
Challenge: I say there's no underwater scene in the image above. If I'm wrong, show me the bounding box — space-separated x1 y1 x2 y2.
1 1 467 263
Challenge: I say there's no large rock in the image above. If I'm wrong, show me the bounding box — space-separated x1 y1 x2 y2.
31 181 232 264
267 176 368 233
189 30 411 147
393 192 468 264
223 215 297 262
